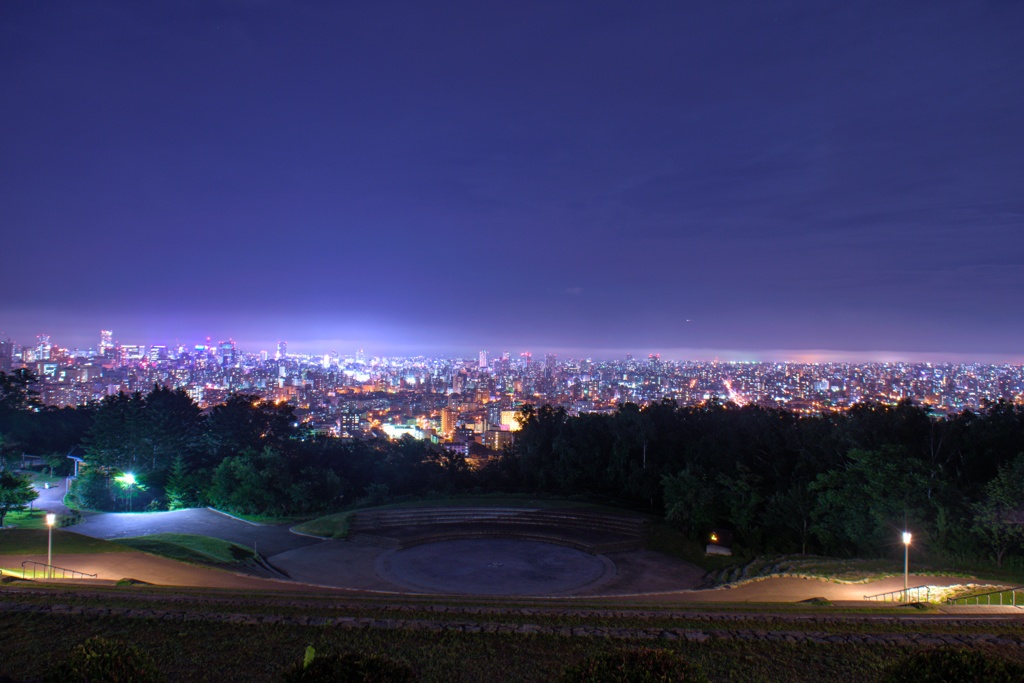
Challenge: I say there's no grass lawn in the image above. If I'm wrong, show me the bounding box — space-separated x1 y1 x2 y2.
114 533 257 566
213 511 311 525
0 529 131 555
1 508 58 530
22 470 64 486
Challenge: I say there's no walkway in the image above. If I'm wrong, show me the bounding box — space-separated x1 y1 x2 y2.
72 508 322 558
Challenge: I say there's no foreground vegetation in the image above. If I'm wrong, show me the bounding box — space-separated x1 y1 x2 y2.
1 584 1023 682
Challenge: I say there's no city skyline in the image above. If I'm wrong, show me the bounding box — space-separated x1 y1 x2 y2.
3 326 1024 365
2 3 1022 359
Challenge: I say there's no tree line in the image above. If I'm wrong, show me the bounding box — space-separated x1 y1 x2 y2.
1 370 1023 567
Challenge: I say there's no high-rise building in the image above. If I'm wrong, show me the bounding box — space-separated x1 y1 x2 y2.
440 407 458 436
0 339 12 372
478 350 488 370
99 330 113 356
276 340 287 360
36 334 51 361
500 409 522 432
218 340 237 367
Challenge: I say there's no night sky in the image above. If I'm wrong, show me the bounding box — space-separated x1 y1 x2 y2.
2 1 1022 360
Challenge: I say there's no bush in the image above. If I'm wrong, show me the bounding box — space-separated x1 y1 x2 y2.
59 510 84 527
559 647 708 683
880 648 1024 683
69 469 115 511
46 636 162 683
281 648 417 682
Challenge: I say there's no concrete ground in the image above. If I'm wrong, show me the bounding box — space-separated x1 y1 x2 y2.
375 539 616 596
29 476 71 515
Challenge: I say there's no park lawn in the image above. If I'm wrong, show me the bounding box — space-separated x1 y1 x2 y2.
2 508 56 530
292 510 351 538
22 470 64 486
214 511 311 525
114 533 257 566
0 529 131 555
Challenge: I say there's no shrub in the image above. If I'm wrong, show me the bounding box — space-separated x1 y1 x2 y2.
559 647 708 683
46 636 162 683
880 647 1024 683
281 647 417 682
58 510 84 527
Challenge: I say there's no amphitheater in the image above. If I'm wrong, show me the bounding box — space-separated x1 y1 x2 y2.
269 505 708 596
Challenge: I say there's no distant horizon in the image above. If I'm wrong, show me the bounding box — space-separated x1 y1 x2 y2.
3 325 1023 365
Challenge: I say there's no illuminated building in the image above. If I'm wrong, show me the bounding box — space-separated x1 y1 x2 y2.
499 409 522 431
440 407 458 436
218 340 236 367
0 339 12 372
99 330 113 356
36 334 51 361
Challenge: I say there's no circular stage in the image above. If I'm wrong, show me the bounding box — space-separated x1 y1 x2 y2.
374 538 616 596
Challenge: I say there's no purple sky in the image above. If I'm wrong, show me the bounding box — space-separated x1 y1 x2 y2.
2 1 1022 360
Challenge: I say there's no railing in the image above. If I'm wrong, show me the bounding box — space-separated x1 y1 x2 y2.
864 585 931 603
20 561 97 580
947 586 1024 607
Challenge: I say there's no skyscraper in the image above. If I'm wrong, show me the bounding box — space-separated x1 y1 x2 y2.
99 330 113 355
35 334 51 361
478 350 488 370
440 407 458 436
218 340 237 366
276 340 287 360
0 339 12 372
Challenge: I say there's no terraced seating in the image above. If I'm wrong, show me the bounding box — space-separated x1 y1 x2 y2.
349 507 648 554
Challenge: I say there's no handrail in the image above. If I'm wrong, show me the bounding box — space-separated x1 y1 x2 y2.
947 586 1024 607
864 584 931 603
20 560 97 580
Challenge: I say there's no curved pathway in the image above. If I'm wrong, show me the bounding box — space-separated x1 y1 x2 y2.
72 508 321 558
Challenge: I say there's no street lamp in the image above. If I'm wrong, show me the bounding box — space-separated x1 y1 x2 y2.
46 513 56 578
116 472 137 512
902 531 912 601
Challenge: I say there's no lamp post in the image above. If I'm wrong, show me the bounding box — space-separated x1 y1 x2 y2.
46 513 56 578
902 531 912 601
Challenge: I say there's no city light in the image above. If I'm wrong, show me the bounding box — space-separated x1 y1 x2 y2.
2 331 1023 447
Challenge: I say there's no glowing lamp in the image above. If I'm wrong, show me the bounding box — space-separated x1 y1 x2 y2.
45 513 56 527
902 531 912 545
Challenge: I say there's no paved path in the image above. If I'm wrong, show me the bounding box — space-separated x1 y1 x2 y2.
8 551 315 591
29 477 71 515
71 508 322 558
